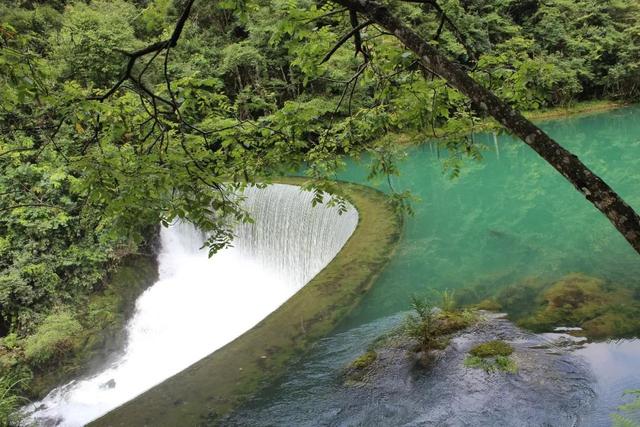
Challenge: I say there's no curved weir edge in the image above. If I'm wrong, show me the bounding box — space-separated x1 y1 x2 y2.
90 180 403 426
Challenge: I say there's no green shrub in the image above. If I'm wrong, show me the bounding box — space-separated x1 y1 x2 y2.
406 295 478 354
23 311 82 367
405 296 439 353
0 372 28 425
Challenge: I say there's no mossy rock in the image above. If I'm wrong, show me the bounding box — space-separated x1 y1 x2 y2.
515 273 640 338
469 340 513 358
464 355 518 374
475 299 502 311
349 350 377 370
344 350 378 384
434 310 477 336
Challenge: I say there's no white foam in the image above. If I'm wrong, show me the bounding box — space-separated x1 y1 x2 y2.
24 184 358 426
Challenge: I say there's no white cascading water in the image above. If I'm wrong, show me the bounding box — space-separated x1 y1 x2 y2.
23 184 358 426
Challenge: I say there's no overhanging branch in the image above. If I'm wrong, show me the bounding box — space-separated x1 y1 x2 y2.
332 0 640 254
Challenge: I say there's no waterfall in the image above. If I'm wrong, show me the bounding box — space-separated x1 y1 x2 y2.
23 184 359 427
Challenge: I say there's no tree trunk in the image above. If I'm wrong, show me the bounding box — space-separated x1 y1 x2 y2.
334 0 640 255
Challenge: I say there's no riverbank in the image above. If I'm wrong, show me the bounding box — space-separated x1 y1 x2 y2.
393 99 629 145
472 99 628 136
91 180 403 426
522 100 626 122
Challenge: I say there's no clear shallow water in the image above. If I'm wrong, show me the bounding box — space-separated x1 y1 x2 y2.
23 184 358 426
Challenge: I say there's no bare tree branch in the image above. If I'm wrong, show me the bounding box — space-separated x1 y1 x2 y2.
320 19 374 64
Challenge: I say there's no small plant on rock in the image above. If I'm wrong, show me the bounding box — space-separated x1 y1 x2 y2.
406 295 440 353
469 340 513 358
440 289 457 312
465 340 517 373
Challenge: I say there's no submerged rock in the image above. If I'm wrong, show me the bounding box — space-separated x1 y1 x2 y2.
228 313 596 426
337 313 594 426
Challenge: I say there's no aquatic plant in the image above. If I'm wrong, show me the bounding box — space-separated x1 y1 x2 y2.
439 289 457 312
475 299 502 311
516 274 640 338
466 274 640 339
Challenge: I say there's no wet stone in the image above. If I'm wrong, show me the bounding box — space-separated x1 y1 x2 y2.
227 313 596 427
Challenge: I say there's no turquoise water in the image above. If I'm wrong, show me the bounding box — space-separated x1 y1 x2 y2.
226 106 640 426
338 106 640 328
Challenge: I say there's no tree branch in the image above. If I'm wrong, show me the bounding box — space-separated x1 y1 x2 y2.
88 0 195 103
333 0 640 254
321 19 374 64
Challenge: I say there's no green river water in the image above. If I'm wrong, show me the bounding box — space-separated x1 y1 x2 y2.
226 106 640 426
338 105 640 329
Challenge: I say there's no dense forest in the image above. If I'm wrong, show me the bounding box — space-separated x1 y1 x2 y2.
1 0 639 417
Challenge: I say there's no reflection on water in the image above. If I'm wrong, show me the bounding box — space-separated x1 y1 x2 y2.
579 339 640 426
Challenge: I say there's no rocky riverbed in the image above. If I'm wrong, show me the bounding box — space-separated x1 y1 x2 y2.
227 312 600 426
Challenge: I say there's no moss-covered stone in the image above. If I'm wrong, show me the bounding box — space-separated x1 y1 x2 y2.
461 273 640 340
434 310 477 336
344 350 378 384
515 274 640 338
350 350 377 370
464 355 518 374
469 340 513 358
475 299 502 311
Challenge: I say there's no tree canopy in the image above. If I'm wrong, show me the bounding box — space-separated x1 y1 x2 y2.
1 0 639 358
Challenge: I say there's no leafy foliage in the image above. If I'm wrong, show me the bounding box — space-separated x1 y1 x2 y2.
0 371 28 426
23 310 82 367
1 0 639 401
